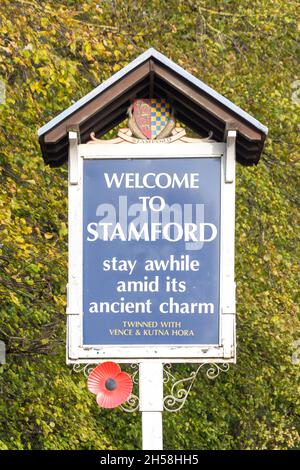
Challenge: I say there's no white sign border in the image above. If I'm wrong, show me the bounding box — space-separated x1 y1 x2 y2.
66 140 236 364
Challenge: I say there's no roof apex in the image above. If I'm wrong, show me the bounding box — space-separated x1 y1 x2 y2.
38 48 267 138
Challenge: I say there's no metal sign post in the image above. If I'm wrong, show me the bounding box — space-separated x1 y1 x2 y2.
140 361 164 450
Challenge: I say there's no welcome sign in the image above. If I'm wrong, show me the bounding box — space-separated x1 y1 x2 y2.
37 48 267 449
82 157 221 347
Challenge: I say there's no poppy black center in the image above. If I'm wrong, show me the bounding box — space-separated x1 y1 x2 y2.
105 378 117 391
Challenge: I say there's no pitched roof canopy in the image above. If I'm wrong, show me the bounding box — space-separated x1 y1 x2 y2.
38 48 268 167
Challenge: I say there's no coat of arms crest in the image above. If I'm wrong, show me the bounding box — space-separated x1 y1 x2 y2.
88 98 214 145
128 98 175 140
88 98 214 144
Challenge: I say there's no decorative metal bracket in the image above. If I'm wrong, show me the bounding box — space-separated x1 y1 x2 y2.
72 362 229 414
163 363 230 412
72 363 95 377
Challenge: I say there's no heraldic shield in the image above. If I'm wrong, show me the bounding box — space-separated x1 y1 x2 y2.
132 98 172 139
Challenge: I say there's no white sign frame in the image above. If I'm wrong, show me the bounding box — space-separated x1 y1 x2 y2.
66 137 236 364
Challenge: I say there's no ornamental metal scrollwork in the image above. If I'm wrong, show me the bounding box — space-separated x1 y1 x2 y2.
119 393 140 413
72 362 229 413
163 363 230 413
120 364 140 413
72 363 95 378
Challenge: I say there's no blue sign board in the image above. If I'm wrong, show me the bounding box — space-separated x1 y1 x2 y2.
83 157 221 346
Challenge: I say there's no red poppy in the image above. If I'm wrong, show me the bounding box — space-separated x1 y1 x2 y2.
87 361 133 409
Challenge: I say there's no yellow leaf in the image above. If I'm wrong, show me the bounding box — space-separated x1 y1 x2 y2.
44 233 54 239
